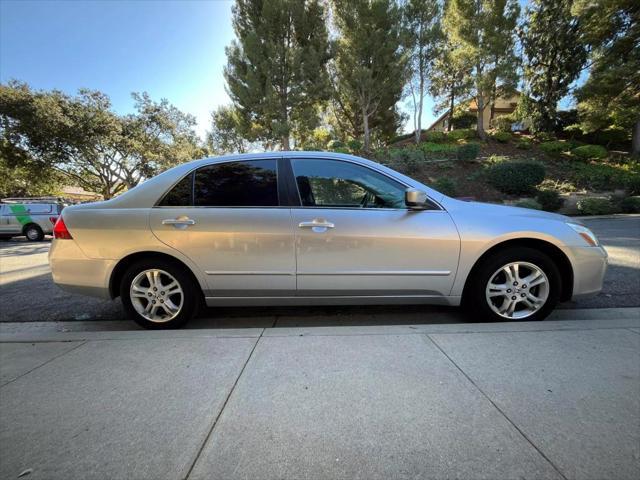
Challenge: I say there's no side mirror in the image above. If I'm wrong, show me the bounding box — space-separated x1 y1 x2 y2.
405 188 428 209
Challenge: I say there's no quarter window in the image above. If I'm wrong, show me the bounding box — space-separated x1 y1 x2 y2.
159 172 193 207
194 159 279 207
290 159 406 209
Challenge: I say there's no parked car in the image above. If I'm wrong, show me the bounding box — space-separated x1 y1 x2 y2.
49 152 607 329
1 198 64 241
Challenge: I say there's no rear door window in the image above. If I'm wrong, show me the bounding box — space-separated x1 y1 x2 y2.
194 159 279 207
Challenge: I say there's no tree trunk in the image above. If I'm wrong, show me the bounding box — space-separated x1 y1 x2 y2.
632 119 640 156
281 135 290 151
476 95 486 139
362 107 370 153
448 86 455 132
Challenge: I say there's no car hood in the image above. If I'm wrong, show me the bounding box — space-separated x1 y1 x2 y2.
441 197 576 224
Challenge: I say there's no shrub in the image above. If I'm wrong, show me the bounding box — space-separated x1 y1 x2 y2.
577 197 612 215
514 199 542 210
485 161 546 195
491 131 512 143
448 129 476 141
516 138 533 150
591 127 629 147
456 143 480 162
572 144 608 160
327 139 345 150
539 140 573 155
493 115 516 132
388 147 424 175
432 177 457 197
419 142 458 156
620 196 640 213
486 154 509 164
347 139 363 152
536 190 564 212
534 131 556 142
451 112 477 129
571 162 640 192
626 174 640 195
423 131 447 143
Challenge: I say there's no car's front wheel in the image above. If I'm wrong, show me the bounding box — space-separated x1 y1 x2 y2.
464 247 561 322
120 259 199 329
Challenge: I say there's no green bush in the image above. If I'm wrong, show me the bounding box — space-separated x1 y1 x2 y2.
486 154 509 164
388 147 424 175
516 138 533 150
534 132 556 142
539 140 573 155
423 131 447 143
492 131 513 143
514 199 542 210
620 196 640 213
626 174 640 195
536 190 564 212
485 161 546 195
327 139 345 150
448 129 476 141
577 197 613 215
419 142 458 156
571 162 640 192
347 139 362 152
572 144 608 160
451 112 477 129
456 143 480 162
591 127 629 147
493 115 515 132
432 177 457 197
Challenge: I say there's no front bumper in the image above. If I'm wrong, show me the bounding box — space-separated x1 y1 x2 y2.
49 239 116 300
563 245 608 300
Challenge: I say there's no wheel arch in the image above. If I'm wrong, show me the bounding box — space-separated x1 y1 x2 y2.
462 238 574 303
22 222 43 235
109 251 205 300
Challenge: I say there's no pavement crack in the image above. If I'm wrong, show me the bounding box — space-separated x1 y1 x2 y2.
0 340 87 388
183 328 265 480
424 334 569 480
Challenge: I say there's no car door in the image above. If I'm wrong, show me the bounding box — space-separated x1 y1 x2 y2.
150 158 296 297
288 158 460 297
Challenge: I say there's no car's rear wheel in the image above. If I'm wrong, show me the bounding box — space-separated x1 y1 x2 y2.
464 247 561 322
120 259 199 329
24 224 44 241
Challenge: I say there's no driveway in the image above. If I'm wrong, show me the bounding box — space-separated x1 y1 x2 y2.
1 216 638 324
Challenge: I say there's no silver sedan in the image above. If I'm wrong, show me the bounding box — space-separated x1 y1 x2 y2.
49 152 607 329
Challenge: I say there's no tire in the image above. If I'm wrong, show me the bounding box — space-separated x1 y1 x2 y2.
120 259 200 329
463 247 561 322
24 224 44 242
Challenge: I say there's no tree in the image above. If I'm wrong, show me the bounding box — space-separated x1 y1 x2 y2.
429 32 472 132
443 0 520 138
0 141 65 198
224 0 332 151
331 0 407 152
0 82 204 199
519 0 587 133
573 0 640 154
206 105 252 155
402 0 441 143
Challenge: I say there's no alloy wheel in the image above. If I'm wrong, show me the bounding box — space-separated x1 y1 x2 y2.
485 261 549 320
130 269 184 323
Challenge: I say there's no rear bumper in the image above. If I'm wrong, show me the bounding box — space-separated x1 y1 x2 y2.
563 245 608 300
49 239 115 300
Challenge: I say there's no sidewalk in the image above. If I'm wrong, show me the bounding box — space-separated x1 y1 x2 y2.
1 308 639 480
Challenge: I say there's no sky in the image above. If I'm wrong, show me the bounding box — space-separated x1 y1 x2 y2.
0 0 441 141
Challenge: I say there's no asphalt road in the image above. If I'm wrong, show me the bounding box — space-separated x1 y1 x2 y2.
0 216 638 324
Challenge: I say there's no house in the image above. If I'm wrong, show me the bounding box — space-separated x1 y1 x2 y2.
427 91 522 132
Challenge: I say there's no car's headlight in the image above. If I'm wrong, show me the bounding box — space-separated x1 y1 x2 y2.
567 223 600 246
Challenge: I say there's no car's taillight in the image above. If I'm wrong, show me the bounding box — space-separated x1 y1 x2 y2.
49 216 58 225
53 217 73 240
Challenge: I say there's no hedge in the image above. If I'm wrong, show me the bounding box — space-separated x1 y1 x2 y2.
485 161 546 195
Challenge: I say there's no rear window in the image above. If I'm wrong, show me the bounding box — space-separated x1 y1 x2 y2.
194 160 278 207
159 173 193 207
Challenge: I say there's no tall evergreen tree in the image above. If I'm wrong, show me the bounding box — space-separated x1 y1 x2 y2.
402 0 441 143
331 0 407 152
519 0 587 133
443 0 520 138
573 0 639 154
224 0 332 151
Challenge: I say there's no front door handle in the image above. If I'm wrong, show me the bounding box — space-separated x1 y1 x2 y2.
299 219 335 232
162 216 196 229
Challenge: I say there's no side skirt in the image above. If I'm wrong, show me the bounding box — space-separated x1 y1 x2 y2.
204 295 461 307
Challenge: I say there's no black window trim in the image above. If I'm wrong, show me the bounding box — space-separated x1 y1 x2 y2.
286 157 443 212
154 158 286 209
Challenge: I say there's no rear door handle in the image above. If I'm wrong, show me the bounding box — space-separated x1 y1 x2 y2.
162 217 196 229
299 219 335 232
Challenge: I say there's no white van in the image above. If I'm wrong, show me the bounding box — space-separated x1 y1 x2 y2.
0 198 65 241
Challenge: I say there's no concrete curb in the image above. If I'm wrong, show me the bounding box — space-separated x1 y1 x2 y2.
1 308 637 343
574 213 640 220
